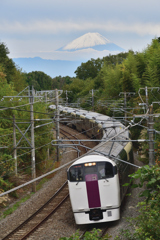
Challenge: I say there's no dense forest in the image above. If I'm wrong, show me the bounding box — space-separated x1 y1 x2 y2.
1 38 160 239
0 43 55 198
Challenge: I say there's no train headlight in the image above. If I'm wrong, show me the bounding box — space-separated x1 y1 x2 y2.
84 162 96 167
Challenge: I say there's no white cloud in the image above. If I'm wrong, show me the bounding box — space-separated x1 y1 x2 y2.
11 48 122 61
1 20 160 36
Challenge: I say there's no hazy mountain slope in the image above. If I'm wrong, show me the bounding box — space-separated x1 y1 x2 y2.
13 57 82 77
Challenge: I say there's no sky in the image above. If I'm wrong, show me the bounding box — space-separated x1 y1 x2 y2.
1 0 160 61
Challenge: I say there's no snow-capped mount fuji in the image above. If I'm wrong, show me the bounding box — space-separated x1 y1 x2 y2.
58 32 125 52
13 33 125 78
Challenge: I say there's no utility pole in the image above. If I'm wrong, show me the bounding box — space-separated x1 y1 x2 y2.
30 86 36 192
145 86 149 111
55 89 60 161
148 105 155 166
45 92 47 103
64 90 72 106
4 87 37 183
119 92 135 126
133 105 155 166
13 115 17 175
145 87 154 165
65 90 68 106
89 89 98 111
124 92 127 126
91 89 94 111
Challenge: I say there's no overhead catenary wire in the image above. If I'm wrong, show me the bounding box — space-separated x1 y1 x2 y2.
1 108 154 166
0 105 53 116
0 141 53 165
0 89 156 196
0 110 146 197
0 116 55 121
0 126 54 140
0 121 142 197
0 89 63 111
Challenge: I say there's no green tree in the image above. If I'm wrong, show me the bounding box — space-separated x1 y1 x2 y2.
102 63 122 98
0 42 16 84
120 51 140 92
140 38 160 87
52 75 72 89
75 58 102 80
26 71 53 90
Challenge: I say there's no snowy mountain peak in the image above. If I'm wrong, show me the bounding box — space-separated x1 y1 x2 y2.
62 32 111 51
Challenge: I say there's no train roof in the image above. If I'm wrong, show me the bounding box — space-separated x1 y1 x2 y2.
91 141 124 157
55 105 129 138
49 105 131 162
70 155 116 166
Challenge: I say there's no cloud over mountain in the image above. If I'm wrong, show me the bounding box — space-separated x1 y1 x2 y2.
13 33 126 78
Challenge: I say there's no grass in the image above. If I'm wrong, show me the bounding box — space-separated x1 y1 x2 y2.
0 194 33 220
0 161 58 220
0 177 50 220
36 177 48 191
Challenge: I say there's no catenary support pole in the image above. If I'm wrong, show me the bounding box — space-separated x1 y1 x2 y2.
56 89 60 161
13 115 17 175
92 89 94 111
30 86 36 192
145 86 149 112
148 105 155 166
124 92 127 126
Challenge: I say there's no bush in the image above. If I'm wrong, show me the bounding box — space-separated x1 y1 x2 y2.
59 228 111 240
116 165 160 240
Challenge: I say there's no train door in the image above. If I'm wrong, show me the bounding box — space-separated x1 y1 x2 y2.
98 162 120 208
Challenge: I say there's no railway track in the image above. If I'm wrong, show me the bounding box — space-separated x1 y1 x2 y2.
1 125 98 240
2 126 85 240
2 181 69 240
60 125 89 155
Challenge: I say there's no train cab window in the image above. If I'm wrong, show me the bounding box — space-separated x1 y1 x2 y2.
98 162 114 179
69 165 83 182
84 162 97 175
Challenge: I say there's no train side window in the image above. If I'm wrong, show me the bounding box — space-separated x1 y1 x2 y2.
98 162 114 179
69 165 83 182
118 149 128 171
119 149 127 162
129 149 133 163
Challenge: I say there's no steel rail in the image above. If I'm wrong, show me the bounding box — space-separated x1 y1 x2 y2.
2 181 68 240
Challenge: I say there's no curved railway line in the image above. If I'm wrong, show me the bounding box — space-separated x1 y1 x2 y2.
1 125 111 240
59 126 111 239
60 125 89 155
2 181 69 240
1 126 81 240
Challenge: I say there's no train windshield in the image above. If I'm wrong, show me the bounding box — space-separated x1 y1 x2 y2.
84 162 97 175
68 162 115 182
69 164 83 182
98 162 114 179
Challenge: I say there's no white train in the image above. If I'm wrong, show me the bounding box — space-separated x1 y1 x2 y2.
67 155 120 224
50 105 133 224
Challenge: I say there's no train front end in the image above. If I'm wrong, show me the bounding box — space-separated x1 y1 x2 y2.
67 155 120 225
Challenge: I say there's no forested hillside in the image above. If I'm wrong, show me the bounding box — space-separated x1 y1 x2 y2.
64 38 160 106
0 43 55 201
